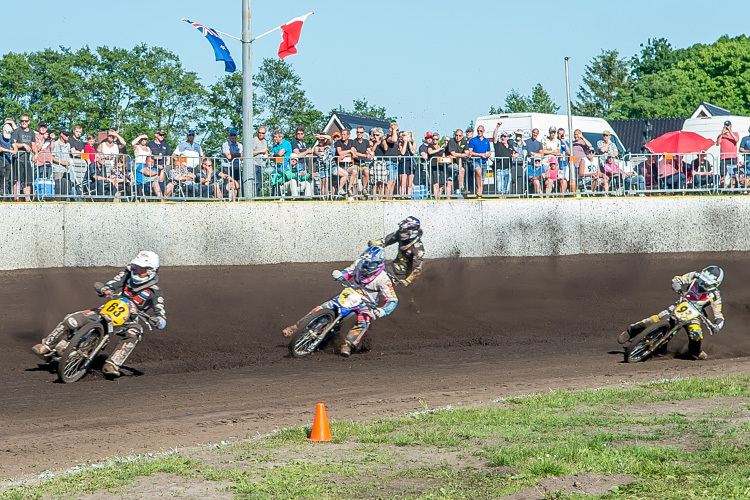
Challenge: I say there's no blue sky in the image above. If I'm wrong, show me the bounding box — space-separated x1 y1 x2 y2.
4 0 747 136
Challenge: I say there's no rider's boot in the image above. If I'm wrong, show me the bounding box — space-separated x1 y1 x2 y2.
282 324 298 338
617 323 646 344
32 323 69 359
103 333 139 378
688 340 708 360
340 341 353 357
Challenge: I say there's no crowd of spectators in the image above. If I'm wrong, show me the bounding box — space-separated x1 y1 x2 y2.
2 115 750 202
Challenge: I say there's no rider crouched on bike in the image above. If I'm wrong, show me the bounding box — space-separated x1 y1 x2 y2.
617 266 724 360
32 250 167 377
283 246 398 357
369 216 424 287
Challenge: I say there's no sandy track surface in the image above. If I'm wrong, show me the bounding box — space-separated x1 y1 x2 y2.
2 253 749 480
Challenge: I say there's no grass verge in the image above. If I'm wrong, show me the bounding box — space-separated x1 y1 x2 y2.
3 375 750 499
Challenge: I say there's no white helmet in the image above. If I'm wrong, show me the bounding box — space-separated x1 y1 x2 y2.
129 251 159 286
697 265 723 292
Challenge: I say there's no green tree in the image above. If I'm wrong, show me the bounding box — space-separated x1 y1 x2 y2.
253 57 324 141
332 97 397 122
489 85 559 114
617 35 750 118
201 72 244 154
572 49 632 118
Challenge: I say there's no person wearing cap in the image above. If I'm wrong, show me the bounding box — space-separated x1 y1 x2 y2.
221 128 243 192
465 126 474 141
544 156 562 194
542 126 561 182
689 152 715 192
174 129 203 171
492 122 515 195
527 156 547 194
556 128 574 193
596 130 618 160
716 121 738 189
272 150 299 198
603 153 624 191
147 129 172 172
290 152 313 197
131 133 153 167
51 129 73 196
578 146 607 193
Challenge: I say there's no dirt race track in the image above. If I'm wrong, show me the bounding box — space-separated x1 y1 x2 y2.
2 253 750 480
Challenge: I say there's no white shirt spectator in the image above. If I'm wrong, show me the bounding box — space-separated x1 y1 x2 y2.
175 140 203 169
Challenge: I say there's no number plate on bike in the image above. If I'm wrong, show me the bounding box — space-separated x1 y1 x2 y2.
338 287 363 308
673 300 699 321
100 299 131 326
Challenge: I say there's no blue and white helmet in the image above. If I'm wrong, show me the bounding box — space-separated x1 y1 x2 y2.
354 246 385 284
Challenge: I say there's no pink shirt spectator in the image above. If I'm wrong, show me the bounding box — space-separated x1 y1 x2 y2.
603 159 622 174
720 132 739 159
657 157 678 178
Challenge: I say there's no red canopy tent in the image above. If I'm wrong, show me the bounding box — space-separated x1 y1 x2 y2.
644 130 715 154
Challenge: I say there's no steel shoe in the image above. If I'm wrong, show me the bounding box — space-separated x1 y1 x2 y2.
102 361 121 377
282 325 298 338
32 343 53 359
616 330 630 344
696 351 708 360
340 342 352 357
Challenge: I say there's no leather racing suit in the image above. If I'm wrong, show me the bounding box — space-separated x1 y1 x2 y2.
38 267 167 370
629 271 723 358
371 229 424 286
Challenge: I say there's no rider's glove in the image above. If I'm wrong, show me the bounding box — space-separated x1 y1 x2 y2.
150 316 167 330
367 240 376 247
372 307 386 319
94 282 112 297
398 279 409 287
715 318 724 331
332 270 345 282
671 281 682 294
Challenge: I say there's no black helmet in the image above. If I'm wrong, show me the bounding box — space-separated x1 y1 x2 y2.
398 216 421 243
697 266 723 292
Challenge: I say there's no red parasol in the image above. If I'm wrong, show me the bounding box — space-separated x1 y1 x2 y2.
644 130 715 154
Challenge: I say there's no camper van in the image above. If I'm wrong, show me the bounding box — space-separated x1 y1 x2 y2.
474 112 627 155
681 115 750 163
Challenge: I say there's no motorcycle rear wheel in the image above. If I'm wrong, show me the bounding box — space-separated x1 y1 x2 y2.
58 322 105 383
624 322 673 363
288 309 337 358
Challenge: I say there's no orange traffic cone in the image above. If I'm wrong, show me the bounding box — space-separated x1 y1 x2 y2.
308 403 332 441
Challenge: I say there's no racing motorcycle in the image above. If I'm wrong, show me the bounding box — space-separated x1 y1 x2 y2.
288 279 380 358
56 298 158 383
624 294 719 363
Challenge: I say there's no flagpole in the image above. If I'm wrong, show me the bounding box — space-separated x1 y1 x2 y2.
250 11 314 42
241 0 254 199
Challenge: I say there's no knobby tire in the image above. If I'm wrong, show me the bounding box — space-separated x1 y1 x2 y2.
57 322 106 383
288 309 337 358
625 323 672 363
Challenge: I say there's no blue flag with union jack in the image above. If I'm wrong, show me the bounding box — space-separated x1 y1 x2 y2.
184 18 236 73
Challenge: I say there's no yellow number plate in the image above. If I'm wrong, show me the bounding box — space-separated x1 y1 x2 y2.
674 301 699 322
100 299 130 326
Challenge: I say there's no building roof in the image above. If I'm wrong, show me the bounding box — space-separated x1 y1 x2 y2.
690 101 732 119
322 112 391 136
608 117 686 153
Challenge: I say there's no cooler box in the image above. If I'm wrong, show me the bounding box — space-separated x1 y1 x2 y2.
411 185 427 200
34 178 55 201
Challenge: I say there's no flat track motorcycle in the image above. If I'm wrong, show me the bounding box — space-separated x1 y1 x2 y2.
288 280 380 358
56 298 158 383
624 294 719 363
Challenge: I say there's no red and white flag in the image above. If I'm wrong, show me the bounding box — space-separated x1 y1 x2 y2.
278 12 312 59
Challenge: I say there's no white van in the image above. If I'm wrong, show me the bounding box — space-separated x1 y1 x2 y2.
474 112 627 155
681 115 750 163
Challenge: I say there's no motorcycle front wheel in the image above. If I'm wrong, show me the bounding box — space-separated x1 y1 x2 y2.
288 309 337 358
624 322 673 363
58 322 106 383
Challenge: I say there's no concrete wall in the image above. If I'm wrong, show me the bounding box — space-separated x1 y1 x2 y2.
1 197 748 270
